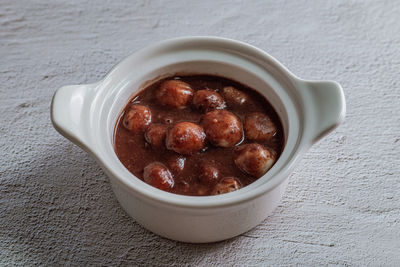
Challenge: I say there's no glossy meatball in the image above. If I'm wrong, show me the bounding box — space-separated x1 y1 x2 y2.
166 122 206 155
143 162 174 190
122 105 152 133
145 124 167 148
193 89 226 113
222 86 248 106
233 143 276 177
199 162 220 185
244 112 277 141
167 155 186 174
211 177 241 195
202 110 243 147
156 80 194 109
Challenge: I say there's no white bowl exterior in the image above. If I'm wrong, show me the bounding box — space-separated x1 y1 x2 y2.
51 37 345 242
109 171 289 243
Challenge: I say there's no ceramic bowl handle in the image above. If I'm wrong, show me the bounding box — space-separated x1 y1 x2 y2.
303 80 346 144
51 84 94 151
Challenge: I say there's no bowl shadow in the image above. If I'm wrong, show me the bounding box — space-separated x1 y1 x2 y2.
4 141 245 266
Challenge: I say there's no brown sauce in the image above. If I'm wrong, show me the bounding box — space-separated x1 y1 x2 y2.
114 75 284 196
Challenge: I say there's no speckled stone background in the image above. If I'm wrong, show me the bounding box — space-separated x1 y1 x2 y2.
1 0 399 266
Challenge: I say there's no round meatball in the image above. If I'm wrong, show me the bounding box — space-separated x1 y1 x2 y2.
122 105 152 133
211 177 241 195
143 162 174 190
199 162 220 185
166 122 206 155
202 110 243 147
193 89 226 113
233 143 276 177
167 155 186 174
145 124 167 148
222 86 248 106
244 112 277 141
156 80 194 109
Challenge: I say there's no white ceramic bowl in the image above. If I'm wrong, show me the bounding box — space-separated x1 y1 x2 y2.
51 37 345 243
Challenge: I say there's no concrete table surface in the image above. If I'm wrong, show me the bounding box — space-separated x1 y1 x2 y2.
1 1 399 266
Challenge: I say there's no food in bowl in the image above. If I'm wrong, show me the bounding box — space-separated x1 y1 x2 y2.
114 75 284 196
51 37 345 242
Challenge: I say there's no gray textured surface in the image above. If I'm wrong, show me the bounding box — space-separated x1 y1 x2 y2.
1 0 399 266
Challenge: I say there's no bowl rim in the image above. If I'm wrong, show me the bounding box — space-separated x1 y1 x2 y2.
83 36 309 209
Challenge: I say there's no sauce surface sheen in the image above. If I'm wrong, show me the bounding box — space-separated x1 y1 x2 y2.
114 75 284 196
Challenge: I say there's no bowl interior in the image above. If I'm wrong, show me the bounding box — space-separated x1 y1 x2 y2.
86 39 304 207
